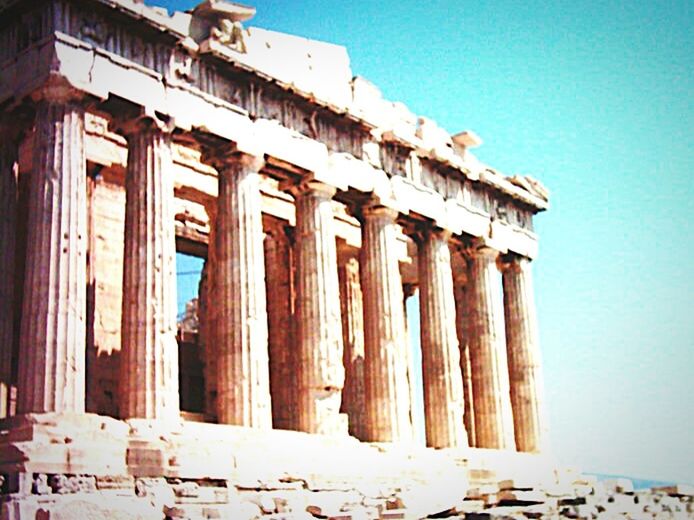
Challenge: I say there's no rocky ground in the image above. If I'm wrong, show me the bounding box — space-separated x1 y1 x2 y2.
430 479 694 519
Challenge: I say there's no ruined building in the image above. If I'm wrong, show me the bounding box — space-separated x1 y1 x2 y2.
0 0 554 517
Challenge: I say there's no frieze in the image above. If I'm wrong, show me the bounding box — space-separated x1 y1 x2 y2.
380 142 410 179
0 2 51 64
59 0 171 75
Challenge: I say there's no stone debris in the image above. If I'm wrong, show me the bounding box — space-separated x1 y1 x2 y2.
447 476 694 520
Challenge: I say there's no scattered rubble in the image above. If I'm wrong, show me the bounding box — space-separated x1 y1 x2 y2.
444 477 694 520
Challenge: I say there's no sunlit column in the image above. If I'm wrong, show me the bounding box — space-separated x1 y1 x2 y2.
119 117 179 421
502 254 548 453
360 204 413 442
291 180 345 435
17 87 87 414
466 245 515 449
213 152 272 428
417 228 468 448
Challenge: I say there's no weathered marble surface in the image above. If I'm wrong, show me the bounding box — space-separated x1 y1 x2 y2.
360 205 413 443
212 152 272 428
465 246 516 450
17 90 87 415
418 229 467 449
503 255 548 453
119 117 179 422
291 180 346 436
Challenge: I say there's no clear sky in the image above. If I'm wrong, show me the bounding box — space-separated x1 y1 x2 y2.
165 0 693 484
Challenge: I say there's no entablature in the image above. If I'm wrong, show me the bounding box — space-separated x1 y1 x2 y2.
0 0 547 259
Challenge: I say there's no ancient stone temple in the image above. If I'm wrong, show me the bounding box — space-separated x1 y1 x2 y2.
0 0 554 517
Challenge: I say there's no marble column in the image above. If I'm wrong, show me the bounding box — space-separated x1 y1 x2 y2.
17 90 87 414
337 247 366 439
197 259 217 419
0 124 20 417
119 118 179 421
360 205 412 442
502 255 548 453
201 206 218 419
292 180 345 435
418 229 468 448
214 152 272 428
453 267 476 447
264 221 296 430
466 246 516 449
402 283 419 442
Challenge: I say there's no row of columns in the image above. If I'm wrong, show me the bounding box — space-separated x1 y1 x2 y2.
0 90 547 453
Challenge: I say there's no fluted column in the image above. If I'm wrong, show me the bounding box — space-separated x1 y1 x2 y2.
213 152 271 428
360 205 412 442
502 255 548 453
292 180 345 435
119 118 179 421
17 89 87 414
264 221 296 430
201 206 218 419
466 246 515 449
417 229 467 448
0 124 20 417
337 248 366 439
453 267 476 447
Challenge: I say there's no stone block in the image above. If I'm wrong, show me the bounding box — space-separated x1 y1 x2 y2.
467 483 500 499
652 484 694 497
601 478 634 494
497 489 546 505
498 477 540 491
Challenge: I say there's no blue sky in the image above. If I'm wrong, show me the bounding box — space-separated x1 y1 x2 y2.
168 0 693 484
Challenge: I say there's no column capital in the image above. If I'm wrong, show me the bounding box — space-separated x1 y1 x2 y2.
115 113 174 138
465 239 503 261
361 202 398 221
411 223 452 244
203 146 265 173
500 253 532 273
284 177 336 200
30 78 85 105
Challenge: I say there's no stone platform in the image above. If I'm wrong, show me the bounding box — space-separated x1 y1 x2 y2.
0 414 557 519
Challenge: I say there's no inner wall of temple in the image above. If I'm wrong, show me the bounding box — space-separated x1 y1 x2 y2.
173 251 428 439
